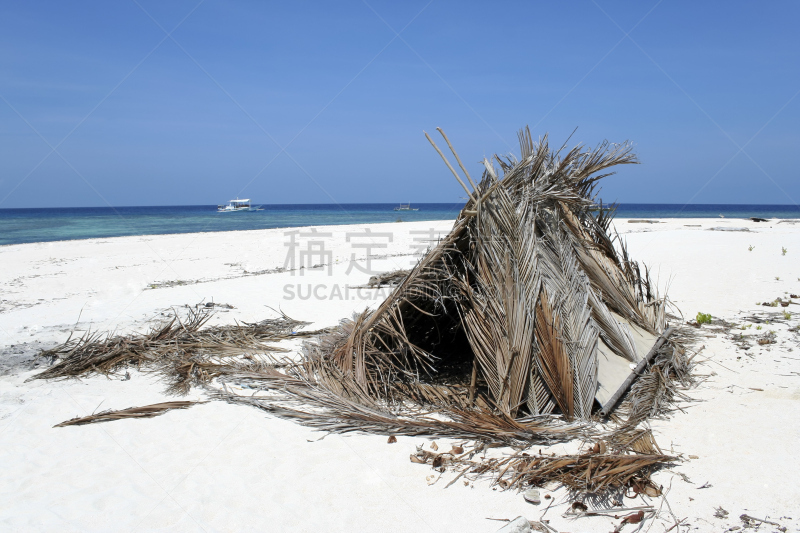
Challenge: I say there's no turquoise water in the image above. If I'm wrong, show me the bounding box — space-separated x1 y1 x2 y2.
0 203 798 246
0 204 465 246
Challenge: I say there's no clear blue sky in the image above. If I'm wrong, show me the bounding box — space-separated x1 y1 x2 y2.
1 1 798 208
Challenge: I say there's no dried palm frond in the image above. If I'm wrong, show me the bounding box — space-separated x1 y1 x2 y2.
54 401 197 427
31 308 318 390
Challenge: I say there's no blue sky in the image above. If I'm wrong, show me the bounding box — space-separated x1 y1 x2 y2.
1 1 798 208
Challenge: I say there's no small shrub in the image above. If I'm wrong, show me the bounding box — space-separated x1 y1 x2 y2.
782 247 787 256
756 325 762 330
748 245 755 251
696 312 712 325
775 276 780 281
783 310 791 320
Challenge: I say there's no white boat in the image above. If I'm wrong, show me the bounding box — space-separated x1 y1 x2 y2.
217 199 261 212
393 203 419 211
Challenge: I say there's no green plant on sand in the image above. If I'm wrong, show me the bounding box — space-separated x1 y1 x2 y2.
748 245 755 252
696 312 712 326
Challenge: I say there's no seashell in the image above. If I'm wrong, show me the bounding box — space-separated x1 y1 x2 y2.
523 488 541 504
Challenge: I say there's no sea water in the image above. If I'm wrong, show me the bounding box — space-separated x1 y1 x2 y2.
1 203 798 246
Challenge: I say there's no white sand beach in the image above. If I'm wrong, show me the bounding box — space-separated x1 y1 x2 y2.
1 218 798 532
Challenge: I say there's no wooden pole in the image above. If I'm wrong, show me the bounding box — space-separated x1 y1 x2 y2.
599 327 674 418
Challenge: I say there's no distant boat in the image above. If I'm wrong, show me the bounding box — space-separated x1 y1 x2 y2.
393 203 419 211
217 199 262 212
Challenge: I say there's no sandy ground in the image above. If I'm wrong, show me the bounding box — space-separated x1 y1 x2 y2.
0 217 798 532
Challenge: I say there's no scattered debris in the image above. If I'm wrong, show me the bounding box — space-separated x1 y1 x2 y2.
630 478 662 497
571 501 588 512
195 301 235 310
366 269 411 288
715 507 730 519
740 514 785 531
613 511 646 533
405 433 675 494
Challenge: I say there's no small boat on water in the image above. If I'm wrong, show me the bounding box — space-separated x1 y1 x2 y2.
217 199 262 212
393 203 419 211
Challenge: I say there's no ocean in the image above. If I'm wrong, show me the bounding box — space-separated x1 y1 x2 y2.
1 203 798 246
